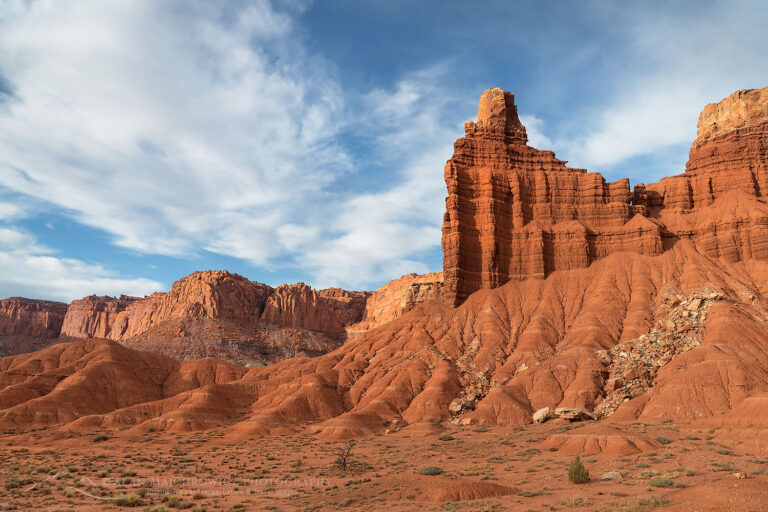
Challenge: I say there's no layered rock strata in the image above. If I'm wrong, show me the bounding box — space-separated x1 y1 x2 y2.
0 297 68 338
2 271 444 364
443 86 768 305
0 298 69 356
347 272 443 335
4 87 768 438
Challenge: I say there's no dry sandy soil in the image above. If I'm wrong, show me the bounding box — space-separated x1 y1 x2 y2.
2 419 767 511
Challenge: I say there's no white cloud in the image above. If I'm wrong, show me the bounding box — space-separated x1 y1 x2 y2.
552 2 768 174
0 0 467 295
0 0 349 261
519 115 553 150
0 226 162 301
294 69 469 287
0 201 23 220
0 0 463 296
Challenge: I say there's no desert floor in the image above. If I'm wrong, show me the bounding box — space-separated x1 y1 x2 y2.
2 420 767 511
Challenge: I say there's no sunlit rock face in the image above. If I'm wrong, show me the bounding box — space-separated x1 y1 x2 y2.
442 86 768 306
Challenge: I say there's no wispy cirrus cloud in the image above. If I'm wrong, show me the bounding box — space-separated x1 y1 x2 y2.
0 1 469 297
0 0 766 302
544 1 768 178
0 0 348 262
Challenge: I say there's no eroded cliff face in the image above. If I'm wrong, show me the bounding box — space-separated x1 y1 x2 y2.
0 298 68 338
0 298 68 356
260 284 370 337
49 270 442 365
60 295 140 339
59 272 371 342
443 86 768 305
347 272 443 335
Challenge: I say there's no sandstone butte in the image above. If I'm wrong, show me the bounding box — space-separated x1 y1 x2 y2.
2 86 768 453
443 86 768 305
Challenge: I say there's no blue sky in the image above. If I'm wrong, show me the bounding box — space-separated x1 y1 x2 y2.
0 0 766 301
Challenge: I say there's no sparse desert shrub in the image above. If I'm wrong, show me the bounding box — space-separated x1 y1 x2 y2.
656 436 672 445
560 496 590 507
635 496 671 509
161 494 182 507
568 456 590 484
438 434 454 441
518 489 549 497
114 493 144 507
418 466 444 476
93 434 108 442
334 440 356 471
649 477 684 488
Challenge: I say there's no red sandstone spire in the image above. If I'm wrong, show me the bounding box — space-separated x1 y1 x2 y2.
443 86 768 306
463 87 528 144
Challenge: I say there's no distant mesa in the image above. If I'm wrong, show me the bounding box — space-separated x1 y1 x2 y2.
0 270 443 364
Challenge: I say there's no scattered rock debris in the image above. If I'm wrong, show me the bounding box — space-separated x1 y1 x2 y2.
595 287 723 418
448 337 491 419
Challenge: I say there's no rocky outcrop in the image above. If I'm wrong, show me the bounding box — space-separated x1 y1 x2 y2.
103 271 275 340
4 270 445 364
56 271 367 364
52 271 446 365
261 283 370 338
347 272 443 335
594 287 722 419
59 271 372 343
0 298 68 357
59 295 139 339
0 297 67 338
443 86 768 305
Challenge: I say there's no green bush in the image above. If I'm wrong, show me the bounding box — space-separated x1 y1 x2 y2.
568 456 590 484
648 477 684 488
93 434 108 443
419 466 444 476
656 436 672 445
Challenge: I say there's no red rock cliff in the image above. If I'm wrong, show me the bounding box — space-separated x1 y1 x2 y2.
59 295 139 339
0 298 68 339
60 271 371 341
347 272 443 335
259 283 370 338
443 86 768 305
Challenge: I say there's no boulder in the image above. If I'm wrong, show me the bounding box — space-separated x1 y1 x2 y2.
532 407 551 424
